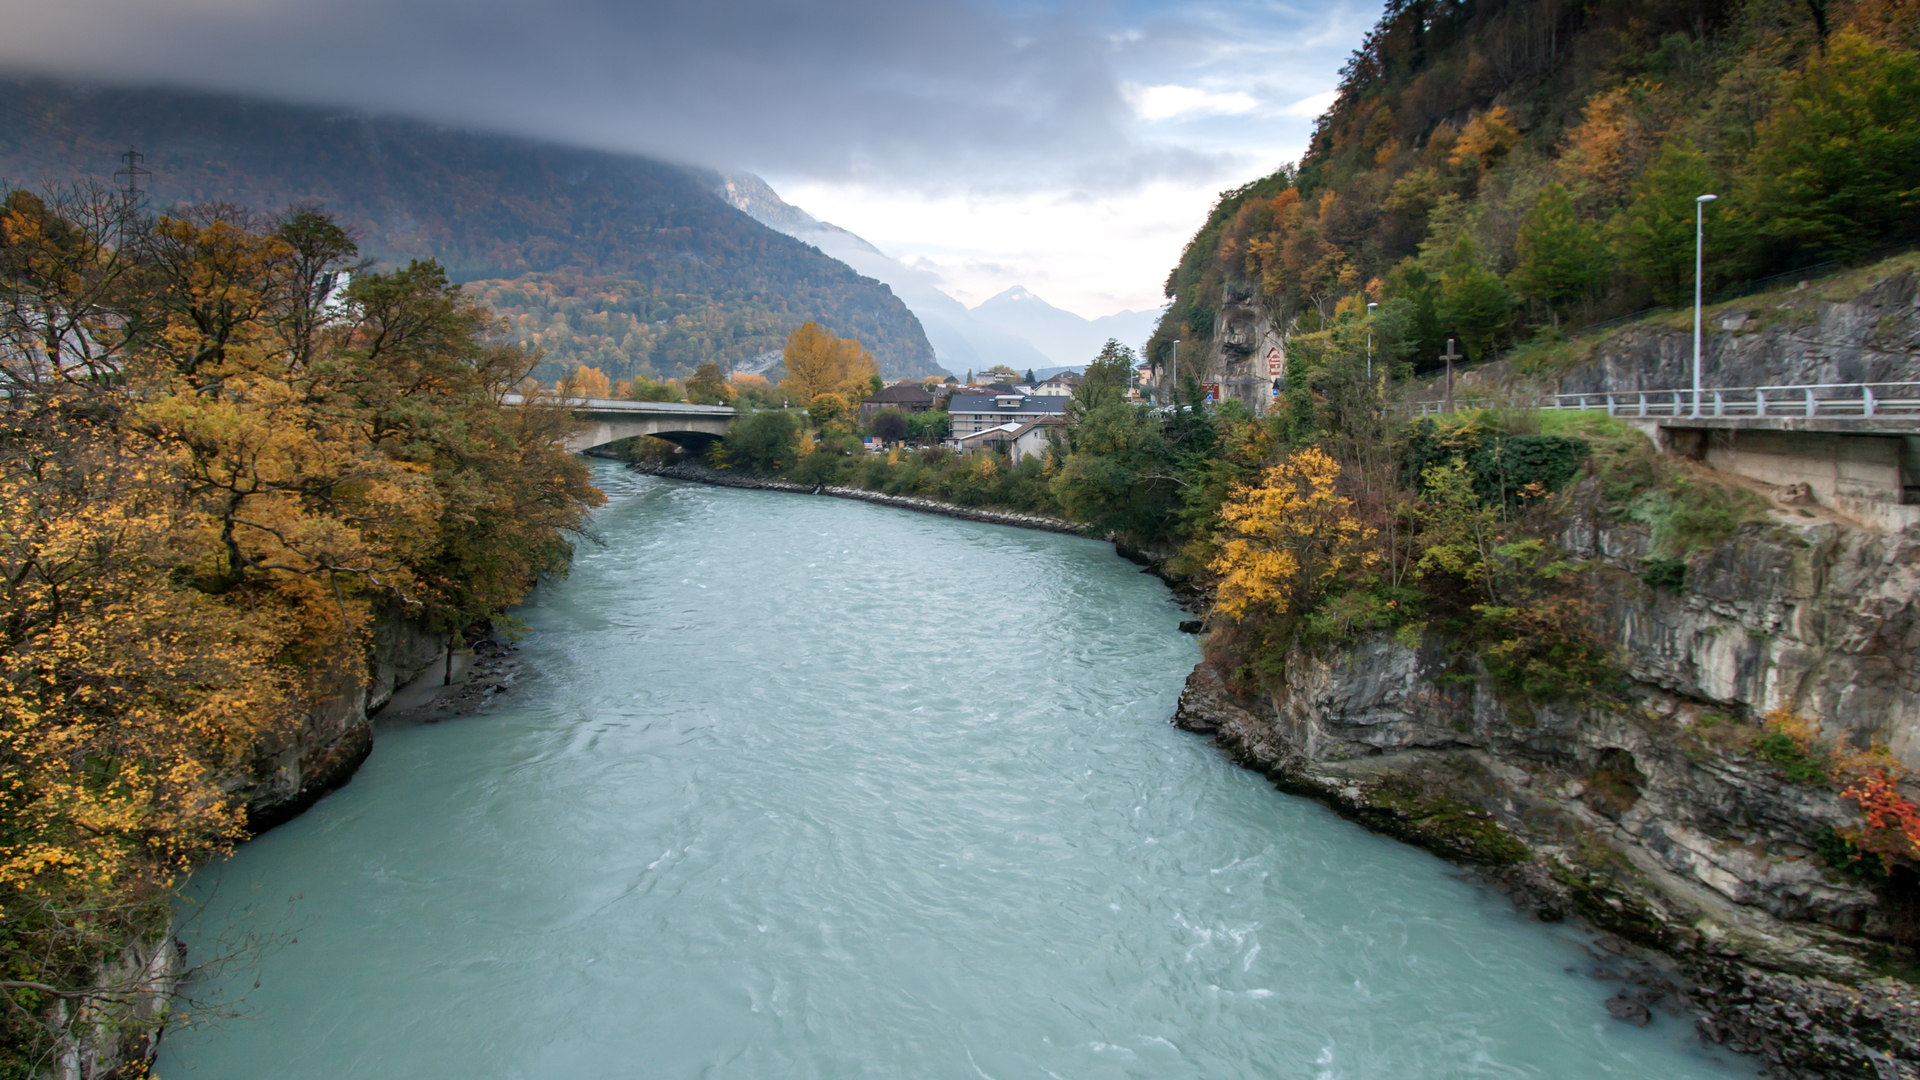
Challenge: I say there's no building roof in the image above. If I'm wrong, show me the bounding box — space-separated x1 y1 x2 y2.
955 423 1021 445
948 392 1069 415
1008 415 1068 439
863 383 937 406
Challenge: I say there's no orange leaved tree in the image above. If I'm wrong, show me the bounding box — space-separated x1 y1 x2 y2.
0 190 602 1068
1211 447 1378 625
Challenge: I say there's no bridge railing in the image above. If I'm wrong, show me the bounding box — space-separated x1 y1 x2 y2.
1395 383 1920 421
1546 382 1920 420
499 392 734 415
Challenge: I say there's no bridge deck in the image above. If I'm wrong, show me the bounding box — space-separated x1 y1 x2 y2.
500 393 736 419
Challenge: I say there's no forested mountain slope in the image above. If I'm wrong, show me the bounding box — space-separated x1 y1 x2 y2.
0 81 941 381
1152 0 1920 376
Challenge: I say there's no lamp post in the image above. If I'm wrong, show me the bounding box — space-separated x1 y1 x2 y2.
1168 339 1179 406
1692 193 1718 418
1366 301 1378 380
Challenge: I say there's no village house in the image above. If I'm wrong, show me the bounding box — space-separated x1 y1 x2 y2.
946 391 1069 437
859 382 938 420
1007 415 1067 464
952 423 1020 454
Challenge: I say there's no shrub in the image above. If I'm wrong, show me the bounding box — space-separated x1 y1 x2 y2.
1753 710 1832 784
870 409 909 443
808 392 851 432
1640 557 1686 591
719 410 800 474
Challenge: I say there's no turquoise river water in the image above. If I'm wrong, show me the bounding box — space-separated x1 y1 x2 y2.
159 464 1756 1079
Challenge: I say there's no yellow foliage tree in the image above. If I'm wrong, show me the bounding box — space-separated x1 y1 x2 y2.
0 193 603 1063
1447 106 1521 171
1210 448 1378 622
559 365 611 399
780 321 876 406
808 392 851 433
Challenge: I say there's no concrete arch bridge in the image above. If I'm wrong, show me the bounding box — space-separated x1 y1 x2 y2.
502 394 735 453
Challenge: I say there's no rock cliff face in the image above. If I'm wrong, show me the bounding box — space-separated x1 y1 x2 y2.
1423 261 1920 407
64 612 446 1077
1559 266 1920 396
233 611 446 833
1173 489 1920 1078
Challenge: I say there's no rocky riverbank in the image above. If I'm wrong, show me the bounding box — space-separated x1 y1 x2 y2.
1169 479 1920 1079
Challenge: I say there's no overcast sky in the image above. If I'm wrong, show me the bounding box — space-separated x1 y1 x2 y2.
3 0 1379 317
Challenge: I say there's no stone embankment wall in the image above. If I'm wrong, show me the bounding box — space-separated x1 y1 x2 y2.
627 460 1090 536
1174 487 1920 1078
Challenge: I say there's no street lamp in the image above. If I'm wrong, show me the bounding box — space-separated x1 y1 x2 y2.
1168 339 1179 406
1692 193 1718 418
1366 301 1378 380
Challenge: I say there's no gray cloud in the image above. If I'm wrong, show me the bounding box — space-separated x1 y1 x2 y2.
0 0 1242 193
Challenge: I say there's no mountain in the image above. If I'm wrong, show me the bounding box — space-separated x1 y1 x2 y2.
969 286 1164 369
0 81 942 382
1152 0 1920 375
717 173 1054 375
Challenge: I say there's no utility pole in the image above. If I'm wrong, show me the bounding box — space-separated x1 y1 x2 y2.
1168 338 1179 406
1692 193 1718 418
1441 338 1461 413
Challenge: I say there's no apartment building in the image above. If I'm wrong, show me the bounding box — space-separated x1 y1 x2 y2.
946 392 1069 437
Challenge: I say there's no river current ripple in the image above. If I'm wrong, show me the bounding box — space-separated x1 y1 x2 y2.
161 464 1754 1079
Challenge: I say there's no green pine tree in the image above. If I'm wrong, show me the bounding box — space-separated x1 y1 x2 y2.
1437 237 1513 361
1509 184 1606 327
1611 141 1716 306
1739 31 1920 259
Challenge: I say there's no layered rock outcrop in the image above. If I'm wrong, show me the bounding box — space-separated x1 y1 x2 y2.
233 612 446 833
1560 266 1920 395
1173 488 1920 1077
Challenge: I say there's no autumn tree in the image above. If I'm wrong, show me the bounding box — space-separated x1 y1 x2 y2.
780 321 876 406
0 192 602 1066
1211 447 1378 624
808 392 851 432
559 365 612 398
626 374 676 402
684 361 733 405
0 187 142 389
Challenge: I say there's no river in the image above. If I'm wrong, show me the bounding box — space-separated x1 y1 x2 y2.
159 464 1755 1078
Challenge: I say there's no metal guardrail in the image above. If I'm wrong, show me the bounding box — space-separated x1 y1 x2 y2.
1548 382 1920 420
1398 383 1920 421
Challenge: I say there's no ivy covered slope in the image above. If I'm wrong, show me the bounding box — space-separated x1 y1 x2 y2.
0 81 940 382
1152 0 1920 370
